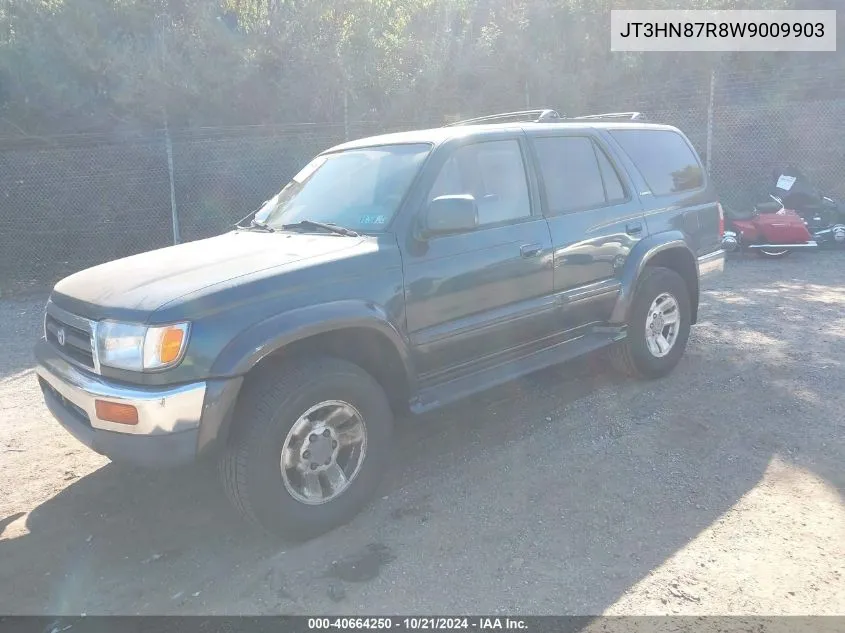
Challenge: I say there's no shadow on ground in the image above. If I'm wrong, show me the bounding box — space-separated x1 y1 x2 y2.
0 294 46 380
1 253 843 615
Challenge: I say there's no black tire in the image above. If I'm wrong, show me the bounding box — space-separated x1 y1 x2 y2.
218 356 393 540
609 266 692 380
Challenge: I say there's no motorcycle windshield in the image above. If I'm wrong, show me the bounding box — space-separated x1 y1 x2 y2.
770 167 823 208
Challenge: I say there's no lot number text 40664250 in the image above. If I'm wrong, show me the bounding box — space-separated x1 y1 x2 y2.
307 617 528 631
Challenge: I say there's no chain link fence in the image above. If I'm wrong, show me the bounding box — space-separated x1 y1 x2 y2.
0 122 402 291
2 69 844 292
0 136 174 288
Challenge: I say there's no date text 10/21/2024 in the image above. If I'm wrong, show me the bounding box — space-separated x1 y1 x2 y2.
307 618 529 631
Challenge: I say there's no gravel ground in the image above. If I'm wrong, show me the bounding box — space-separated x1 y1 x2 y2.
1 252 844 616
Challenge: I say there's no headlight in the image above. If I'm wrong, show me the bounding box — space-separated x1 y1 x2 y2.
97 321 190 371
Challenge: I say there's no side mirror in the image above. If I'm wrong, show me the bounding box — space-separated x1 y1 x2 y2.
420 195 479 237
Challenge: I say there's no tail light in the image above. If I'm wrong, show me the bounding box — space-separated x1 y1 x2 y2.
717 203 725 236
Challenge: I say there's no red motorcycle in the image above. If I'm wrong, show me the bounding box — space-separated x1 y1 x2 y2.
721 195 818 258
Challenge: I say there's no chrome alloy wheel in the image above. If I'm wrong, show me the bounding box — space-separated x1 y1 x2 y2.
644 292 680 358
280 400 367 505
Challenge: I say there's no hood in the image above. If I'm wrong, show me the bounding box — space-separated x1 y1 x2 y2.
51 230 369 319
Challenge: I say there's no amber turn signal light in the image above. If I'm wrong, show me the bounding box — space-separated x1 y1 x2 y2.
95 400 139 425
159 327 185 364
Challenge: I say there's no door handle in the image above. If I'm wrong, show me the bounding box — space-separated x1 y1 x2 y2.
626 222 643 235
520 243 543 258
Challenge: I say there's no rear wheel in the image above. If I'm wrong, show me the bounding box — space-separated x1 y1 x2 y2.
609 266 691 379
219 356 393 540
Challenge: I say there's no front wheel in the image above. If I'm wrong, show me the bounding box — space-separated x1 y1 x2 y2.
219 356 394 540
609 266 691 379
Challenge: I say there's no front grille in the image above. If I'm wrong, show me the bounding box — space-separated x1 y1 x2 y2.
45 313 95 369
38 376 92 427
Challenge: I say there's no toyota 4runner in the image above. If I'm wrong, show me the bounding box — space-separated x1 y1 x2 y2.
35 110 725 539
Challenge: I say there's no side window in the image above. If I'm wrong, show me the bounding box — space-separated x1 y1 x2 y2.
428 140 531 227
610 129 704 195
594 145 626 203
533 136 606 214
429 156 461 200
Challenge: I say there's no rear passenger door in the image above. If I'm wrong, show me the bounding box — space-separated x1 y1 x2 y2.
528 133 645 331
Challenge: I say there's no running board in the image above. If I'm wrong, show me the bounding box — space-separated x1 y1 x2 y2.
747 242 818 249
409 327 626 415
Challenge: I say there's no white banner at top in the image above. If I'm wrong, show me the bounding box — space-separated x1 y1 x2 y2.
610 10 836 52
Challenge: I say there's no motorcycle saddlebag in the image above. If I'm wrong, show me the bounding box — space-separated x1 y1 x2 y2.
755 211 812 242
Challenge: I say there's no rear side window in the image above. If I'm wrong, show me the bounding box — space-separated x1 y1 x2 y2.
610 129 704 195
532 136 626 214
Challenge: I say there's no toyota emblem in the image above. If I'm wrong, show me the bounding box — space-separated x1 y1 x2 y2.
56 327 66 346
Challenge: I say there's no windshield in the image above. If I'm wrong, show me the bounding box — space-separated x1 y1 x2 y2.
254 143 431 233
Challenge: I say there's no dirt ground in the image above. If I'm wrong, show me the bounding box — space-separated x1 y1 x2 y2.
1 252 844 616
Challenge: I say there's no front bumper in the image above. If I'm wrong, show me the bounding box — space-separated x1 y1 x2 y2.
35 339 210 467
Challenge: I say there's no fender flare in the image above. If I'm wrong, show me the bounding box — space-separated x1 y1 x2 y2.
210 299 415 382
609 232 698 324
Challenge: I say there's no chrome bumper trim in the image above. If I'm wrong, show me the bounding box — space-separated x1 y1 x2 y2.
747 242 818 250
697 249 725 277
36 348 206 436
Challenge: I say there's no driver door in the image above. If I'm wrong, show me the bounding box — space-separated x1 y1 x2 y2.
401 137 555 383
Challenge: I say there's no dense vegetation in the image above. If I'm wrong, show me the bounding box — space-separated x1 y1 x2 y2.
1 0 842 135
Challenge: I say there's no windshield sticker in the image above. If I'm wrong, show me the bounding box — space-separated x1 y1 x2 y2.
359 214 387 225
776 174 797 191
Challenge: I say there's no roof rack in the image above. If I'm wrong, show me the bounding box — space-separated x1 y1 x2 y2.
571 112 647 121
443 109 648 127
445 109 562 127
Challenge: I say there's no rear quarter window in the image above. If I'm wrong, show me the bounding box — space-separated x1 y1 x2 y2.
610 129 704 196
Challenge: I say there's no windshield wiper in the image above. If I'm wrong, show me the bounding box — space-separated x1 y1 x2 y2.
280 220 359 237
233 200 271 230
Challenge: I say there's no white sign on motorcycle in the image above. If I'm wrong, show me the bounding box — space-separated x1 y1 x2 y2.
776 175 797 191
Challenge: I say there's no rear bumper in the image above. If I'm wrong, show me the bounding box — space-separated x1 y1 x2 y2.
697 249 725 277
35 339 239 468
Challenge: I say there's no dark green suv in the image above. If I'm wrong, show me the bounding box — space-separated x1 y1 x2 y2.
35 110 725 539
